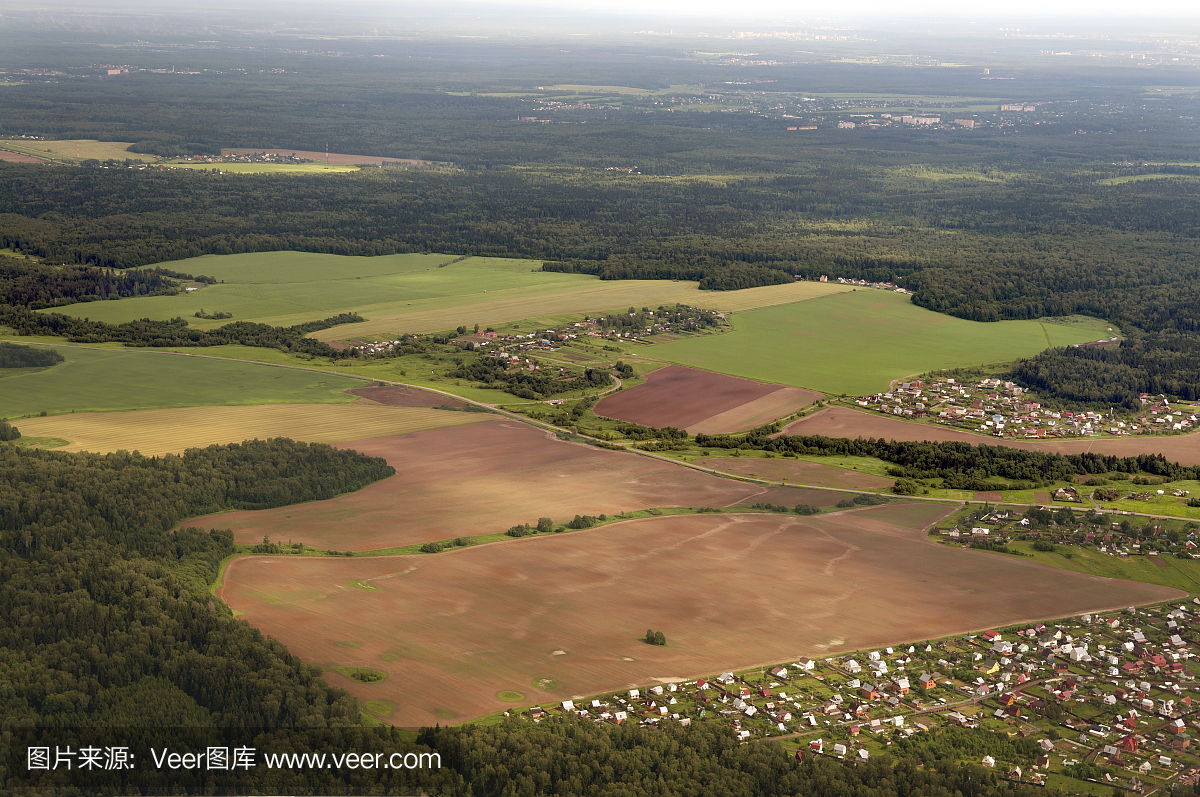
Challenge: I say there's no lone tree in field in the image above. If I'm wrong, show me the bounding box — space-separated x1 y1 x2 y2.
644 629 666 646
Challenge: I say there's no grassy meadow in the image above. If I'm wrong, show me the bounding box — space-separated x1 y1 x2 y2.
0 138 151 163
46 250 850 336
0 344 363 417
641 291 1110 396
13 402 489 456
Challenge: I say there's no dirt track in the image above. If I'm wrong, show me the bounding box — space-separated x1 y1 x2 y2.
221 503 1180 728
783 406 1200 466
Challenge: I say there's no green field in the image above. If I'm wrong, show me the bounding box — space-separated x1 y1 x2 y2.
46 252 569 329
0 138 152 163
46 250 849 337
0 344 362 417
1002 539 1200 594
641 291 1109 395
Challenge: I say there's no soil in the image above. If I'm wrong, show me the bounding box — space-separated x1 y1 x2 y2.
596 365 819 433
221 504 1180 728
347 385 467 408
187 419 766 550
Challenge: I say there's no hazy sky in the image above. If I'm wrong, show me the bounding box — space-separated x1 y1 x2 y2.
457 0 1198 19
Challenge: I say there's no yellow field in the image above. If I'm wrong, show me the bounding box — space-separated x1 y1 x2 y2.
0 139 152 163
162 162 360 174
310 279 852 341
14 402 489 456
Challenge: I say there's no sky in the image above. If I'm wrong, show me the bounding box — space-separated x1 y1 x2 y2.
449 0 1199 19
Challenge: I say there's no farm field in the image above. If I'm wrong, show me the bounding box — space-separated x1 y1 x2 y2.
0 149 46 163
0 344 362 417
641 291 1109 396
711 457 895 491
187 418 774 551
783 405 1200 467
45 250 851 334
218 503 1179 728
0 138 151 163
593 364 821 433
12 403 488 456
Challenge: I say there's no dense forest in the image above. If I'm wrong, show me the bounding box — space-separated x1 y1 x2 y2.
696 427 1200 490
0 339 62 368
0 258 194 308
3 162 1200 400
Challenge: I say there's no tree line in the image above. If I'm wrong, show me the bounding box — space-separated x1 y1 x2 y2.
0 303 362 359
695 429 1200 490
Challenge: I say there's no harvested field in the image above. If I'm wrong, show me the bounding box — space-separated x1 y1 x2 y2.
782 406 1200 466
224 148 431 166
975 491 1004 503
220 503 1180 728
346 385 467 408
595 365 821 433
730 485 849 507
0 150 45 163
13 403 487 456
713 458 894 490
189 419 766 550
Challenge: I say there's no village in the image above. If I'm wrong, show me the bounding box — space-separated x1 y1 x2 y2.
515 597 1200 794
849 375 1200 440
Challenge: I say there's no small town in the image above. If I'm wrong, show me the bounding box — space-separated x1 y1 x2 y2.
850 376 1200 439
516 599 1200 794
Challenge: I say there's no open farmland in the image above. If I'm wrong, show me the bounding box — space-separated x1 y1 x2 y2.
219 503 1180 728
0 344 362 417
45 250 850 334
0 138 151 163
594 365 820 433
12 403 487 456
714 457 895 490
642 291 1109 396
189 419 774 551
783 406 1200 467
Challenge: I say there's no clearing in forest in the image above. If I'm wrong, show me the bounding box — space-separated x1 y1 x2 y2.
219 503 1179 728
644 291 1107 396
44 250 850 335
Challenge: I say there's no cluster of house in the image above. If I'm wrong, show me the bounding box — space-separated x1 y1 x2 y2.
852 377 1123 438
813 275 911 294
170 151 314 164
516 601 1200 791
942 508 1200 558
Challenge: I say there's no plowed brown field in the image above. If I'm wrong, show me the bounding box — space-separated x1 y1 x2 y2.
189 419 770 550
220 503 1180 728
595 365 820 433
783 407 1200 466
346 385 467 408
